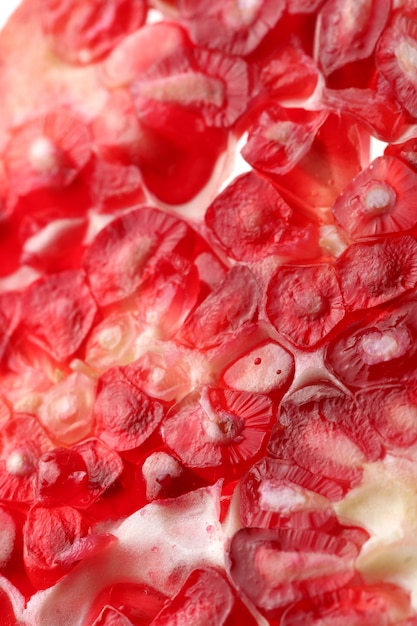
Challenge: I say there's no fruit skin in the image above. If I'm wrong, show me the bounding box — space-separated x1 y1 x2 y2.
2 1 417 625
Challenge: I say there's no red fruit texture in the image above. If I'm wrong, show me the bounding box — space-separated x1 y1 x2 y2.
1 1 417 625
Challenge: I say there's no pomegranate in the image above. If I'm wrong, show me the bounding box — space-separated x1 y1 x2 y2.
1 1 417 625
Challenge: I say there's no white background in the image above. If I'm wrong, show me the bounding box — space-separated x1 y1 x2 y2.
0 1 21 29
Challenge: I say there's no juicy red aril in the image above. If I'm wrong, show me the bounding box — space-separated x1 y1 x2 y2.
253 37 319 105
315 0 391 77
40 0 147 65
99 21 191 90
20 270 97 363
356 383 417 450
135 254 200 338
179 0 285 56
257 113 363 223
131 103 228 205
23 505 114 589
89 160 144 214
267 382 382 489
91 581 167 625
178 264 259 349
228 527 359 619
35 448 88 508
332 156 417 239
4 107 91 201
241 107 327 177
239 457 345 529
281 583 413 626
322 86 407 143
335 235 417 311
85 313 143 374
376 10 417 118
83 206 195 307
131 47 250 128
94 367 165 451
123 347 191 404
205 171 292 262
265 263 345 349
324 298 417 389
150 567 258 626
73 438 123 507
0 415 52 504
161 386 275 474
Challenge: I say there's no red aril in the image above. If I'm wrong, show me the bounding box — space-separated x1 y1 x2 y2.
205 171 292 261
161 386 275 477
20 270 97 363
178 0 285 56
177 264 259 349
335 235 417 310
280 583 413 626
228 526 360 619
265 263 345 349
324 298 417 389
83 206 194 306
315 0 391 77
332 156 417 239
40 0 148 65
93 367 165 451
131 47 250 128
376 9 417 117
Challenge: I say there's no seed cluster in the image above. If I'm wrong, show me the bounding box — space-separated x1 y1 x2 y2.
1 1 417 624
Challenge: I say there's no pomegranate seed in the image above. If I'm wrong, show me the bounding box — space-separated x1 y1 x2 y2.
83 206 195 306
136 254 200 338
4 108 91 200
72 438 124 507
205 171 292 261
242 107 327 176
162 386 275 474
335 235 417 310
0 415 52 504
356 383 417 450
253 37 319 104
94 367 165 451
268 382 382 488
131 47 250 128
221 337 295 399
239 457 345 529
100 21 191 90
281 583 413 625
40 0 147 65
23 504 114 588
20 270 97 363
265 263 345 349
178 264 259 349
332 156 417 239
315 0 391 76
322 87 407 142
228 526 359 618
36 372 96 445
179 0 285 56
261 113 363 222
325 299 417 389
376 10 417 117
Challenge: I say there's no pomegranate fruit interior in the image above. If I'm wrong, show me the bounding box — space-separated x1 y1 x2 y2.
0 0 417 624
